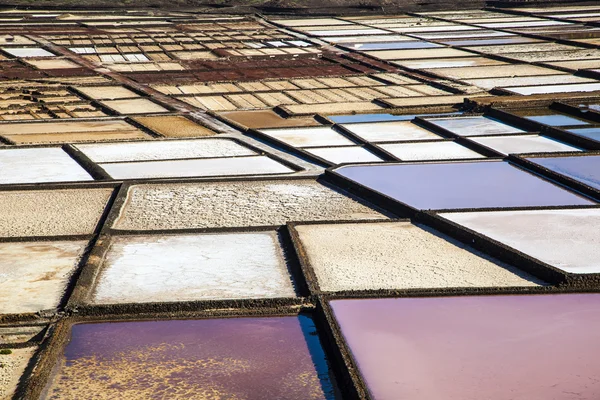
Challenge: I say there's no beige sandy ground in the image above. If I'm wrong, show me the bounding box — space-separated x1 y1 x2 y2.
0 347 35 400
113 181 385 230
295 221 544 292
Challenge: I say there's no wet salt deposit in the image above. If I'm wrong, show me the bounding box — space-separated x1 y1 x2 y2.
113 180 384 230
43 316 337 399
0 241 87 314
92 232 296 304
295 222 542 291
525 155 600 190
331 294 600 399
441 208 600 274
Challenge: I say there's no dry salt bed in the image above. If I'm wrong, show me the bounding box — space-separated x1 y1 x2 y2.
424 116 526 136
305 146 383 164
505 83 600 95
441 208 600 274
378 141 485 161
112 180 385 231
0 240 87 314
330 294 600 400
42 316 337 399
99 156 294 180
0 347 36 400
0 120 148 144
0 188 112 237
393 57 505 69
424 64 562 80
75 139 294 179
75 86 140 100
463 74 594 90
0 148 92 185
131 116 216 137
74 139 256 162
91 232 296 304
2 47 54 57
334 161 594 210
364 48 475 60
258 127 355 148
100 98 168 114
295 222 542 292
24 59 80 69
341 121 445 143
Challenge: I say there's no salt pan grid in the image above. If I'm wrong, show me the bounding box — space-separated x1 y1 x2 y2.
3 7 600 400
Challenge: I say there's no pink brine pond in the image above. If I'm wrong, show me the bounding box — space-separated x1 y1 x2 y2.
331 294 600 400
42 316 338 399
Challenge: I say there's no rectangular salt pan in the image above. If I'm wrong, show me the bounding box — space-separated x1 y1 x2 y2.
425 116 525 136
335 160 594 210
75 139 255 162
342 121 444 142
296 221 541 291
525 155 600 191
0 188 113 237
3 47 54 57
308 28 388 36
112 180 385 230
523 114 589 126
470 135 582 155
101 98 168 114
567 127 600 143
0 148 93 184
0 240 87 314
259 127 355 148
92 232 296 304
330 294 600 400
505 82 600 95
441 209 600 274
343 41 442 50
379 141 485 160
99 156 293 179
305 146 383 164
43 316 337 399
